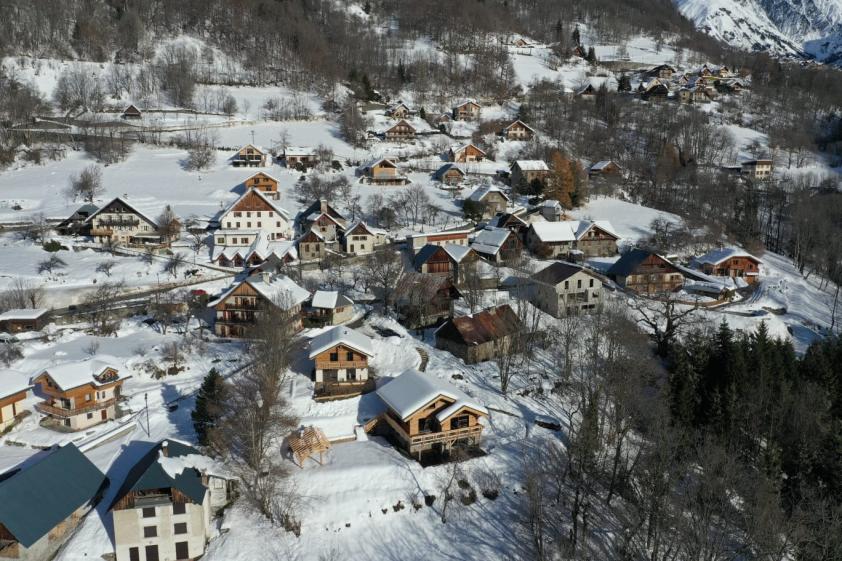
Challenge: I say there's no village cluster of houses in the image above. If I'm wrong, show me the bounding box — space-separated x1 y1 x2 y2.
604 62 749 104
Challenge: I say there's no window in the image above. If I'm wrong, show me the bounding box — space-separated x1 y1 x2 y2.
346 351 354 361
142 507 156 518
175 542 189 560
577 279 582 289
418 417 435 433
268 212 273 217
589 279 594 287
451 415 470 429
235 222 241 228
348 368 357 380
172 502 186 515
246 212 252 218
233 212 242 218
129 547 139 561
145 545 159 561
329 352 339 361
174 522 188 535
217 237 224 244
87 412 93 420
246 222 251 228
276 221 281 227
564 281 569 290
257 222 261 227
143 526 157 538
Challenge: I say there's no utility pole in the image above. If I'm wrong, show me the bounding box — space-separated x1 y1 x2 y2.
144 393 150 436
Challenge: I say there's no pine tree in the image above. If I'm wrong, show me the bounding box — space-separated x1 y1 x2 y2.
572 25 581 46
586 47 597 64
617 74 632 92
192 368 227 446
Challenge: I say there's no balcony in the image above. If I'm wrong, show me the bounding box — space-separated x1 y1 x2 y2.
97 219 140 228
216 314 256 324
217 301 260 311
35 397 116 418
381 412 483 448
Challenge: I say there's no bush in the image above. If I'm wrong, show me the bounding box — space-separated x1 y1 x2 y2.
42 239 67 252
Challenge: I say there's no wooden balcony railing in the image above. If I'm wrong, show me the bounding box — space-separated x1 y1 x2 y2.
381 411 482 447
35 398 116 418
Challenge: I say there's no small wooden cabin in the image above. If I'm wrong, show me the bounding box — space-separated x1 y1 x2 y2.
243 171 280 200
696 248 761 285
434 163 466 186
232 144 268 167
362 158 408 185
448 143 486 163
452 100 481 121
121 104 142 119
501 120 535 141
0 309 49 333
308 326 373 397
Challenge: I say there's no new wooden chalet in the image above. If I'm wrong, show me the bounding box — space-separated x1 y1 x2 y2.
0 444 107 561
434 163 466 186
111 440 235 561
501 119 535 141
208 272 310 338
466 185 510 219
343 221 388 255
283 147 317 168
452 100 481 121
232 144 268 167
308 326 374 398
307 290 355 326
361 158 409 185
374 369 487 460
413 244 480 284
527 220 619 258
243 171 280 200
0 309 49 334
470 227 522 263
85 197 162 247
32 359 128 431
407 228 472 256
530 262 604 317
0 371 29 433
384 119 416 142
448 143 486 163
435 304 522 364
608 249 685 295
510 160 550 188
696 248 761 285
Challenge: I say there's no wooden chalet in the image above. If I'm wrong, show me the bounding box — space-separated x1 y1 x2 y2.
208 272 310 338
85 197 162 247
435 304 522 364
489 212 530 240
501 119 535 141
243 171 280 200
0 444 107 561
283 147 317 168
396 274 461 329
452 100 481 121
448 143 486 163
640 81 670 101
386 101 412 119
470 227 522 263
110 440 235 561
299 199 347 241
0 309 49 334
362 158 409 185
32 360 128 431
56 204 97 236
121 104 142 119
608 249 685 295
0 371 30 433
308 326 374 398
527 220 619 258
413 244 480 284
232 144 268 167
696 248 761 285
510 160 550 188
434 163 466 186
588 160 622 178
374 369 487 460
384 119 416 142
648 64 675 79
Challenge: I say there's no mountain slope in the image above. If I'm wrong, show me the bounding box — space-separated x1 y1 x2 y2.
675 0 842 64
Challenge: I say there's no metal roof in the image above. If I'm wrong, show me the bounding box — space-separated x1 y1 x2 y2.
435 304 521 346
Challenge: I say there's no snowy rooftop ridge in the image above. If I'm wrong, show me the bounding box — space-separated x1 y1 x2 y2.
696 247 761 266
311 290 354 310
0 308 48 321
308 326 373 359
530 220 620 243
512 160 549 171
471 227 512 255
376 369 487 421
468 184 510 203
0 369 31 399
33 357 125 391
207 273 309 310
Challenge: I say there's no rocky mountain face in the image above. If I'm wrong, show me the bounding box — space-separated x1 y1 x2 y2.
674 0 842 65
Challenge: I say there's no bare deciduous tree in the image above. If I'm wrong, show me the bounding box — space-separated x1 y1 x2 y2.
67 164 104 203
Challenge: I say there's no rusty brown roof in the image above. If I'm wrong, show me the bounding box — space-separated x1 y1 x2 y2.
438 304 521 346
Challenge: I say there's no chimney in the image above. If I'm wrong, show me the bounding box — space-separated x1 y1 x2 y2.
320 199 328 213
161 440 169 457
261 271 271 284
298 426 305 439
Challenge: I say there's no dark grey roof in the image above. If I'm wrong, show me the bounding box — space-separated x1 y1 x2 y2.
110 440 207 510
434 163 465 180
608 248 660 277
0 444 106 547
531 262 593 285
414 244 443 269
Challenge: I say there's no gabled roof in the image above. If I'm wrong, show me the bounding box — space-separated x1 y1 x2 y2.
386 119 416 132
308 326 373 359
0 369 31 400
608 249 676 277
236 143 267 154
311 290 354 310
299 199 346 224
453 99 481 110
221 188 291 221
207 273 310 309
376 369 487 421
435 304 521 346
110 440 207 511
244 170 281 184
502 119 535 133
696 247 761 266
284 146 315 157
345 221 387 237
511 160 549 172
0 308 48 321
33 358 125 391
530 220 619 243
450 143 487 157
434 163 466 180
362 157 399 170
0 444 106 547
468 184 510 203
490 212 528 229
531 261 599 286
471 227 514 256
84 197 159 228
590 160 617 171
414 243 475 268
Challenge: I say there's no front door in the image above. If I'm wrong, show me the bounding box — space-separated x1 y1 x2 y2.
101 409 108 420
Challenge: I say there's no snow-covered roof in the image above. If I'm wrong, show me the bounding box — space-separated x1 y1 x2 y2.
84 196 160 227
530 220 620 243
311 290 354 310
590 160 615 171
308 326 373 359
207 273 309 310
361 157 399 170
471 227 512 256
468 184 510 203
244 170 281 183
512 160 549 171
237 143 267 154
212 233 297 264
220 188 291 221
443 244 474 262
540 199 562 209
502 119 535 132
284 146 315 157
696 247 761 266
0 369 31 399
376 369 487 421
34 357 125 391
452 98 480 109
345 221 388 237
450 143 486 156
0 309 48 321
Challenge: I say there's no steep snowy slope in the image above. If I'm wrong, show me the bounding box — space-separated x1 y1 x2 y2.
675 0 842 64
